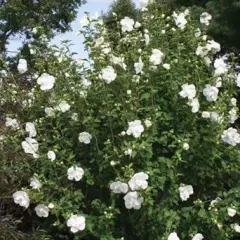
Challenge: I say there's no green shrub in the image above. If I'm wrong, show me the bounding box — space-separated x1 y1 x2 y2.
1 2 240 239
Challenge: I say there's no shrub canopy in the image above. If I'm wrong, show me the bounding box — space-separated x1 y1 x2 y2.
1 1 240 239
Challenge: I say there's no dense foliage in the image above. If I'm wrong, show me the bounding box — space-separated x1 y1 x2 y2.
1 1 240 239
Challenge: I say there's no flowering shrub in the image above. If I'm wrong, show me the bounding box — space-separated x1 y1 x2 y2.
1 1 240 239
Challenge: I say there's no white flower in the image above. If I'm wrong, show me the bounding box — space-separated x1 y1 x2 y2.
80 16 90 27
100 66 117 84
110 55 127 70
202 111 211 118
37 73 55 91
203 85 219 102
168 232 180 240
12 191 30 208
119 131 126 137
67 166 84 181
179 185 194 201
195 45 208 57
79 90 87 98
227 207 237 217
230 98 237 106
132 75 140 83
0 135 5 141
215 77 222 88
204 57 211 67
214 58 228 76
30 177 42 190
197 40 220 59
144 33 150 45
134 57 144 74
163 63 170 70
229 108 238 124
173 12 187 29
126 120 144 138
35 204 49 218
210 112 223 123
188 98 200 113
128 172 149 191
196 40 220 57
149 49 164 65
221 127 240 146
182 143 189 150
134 21 141 28
200 12 212 25
192 233 204 240
184 9 190 15
17 59 27 74
232 223 240 233
139 0 149 8
120 17 134 32
206 40 221 53
32 27 38 34
195 28 201 37
25 122 37 137
144 119 152 128
81 78 92 88
179 84 196 100
124 148 133 156
110 181 128 194
67 215 86 233
21 137 39 156
110 161 116 166
78 132 92 144
101 43 111 54
5 117 20 130
45 107 55 117
71 113 78 121
48 203 55 209
47 151 56 161
210 197 222 207
236 73 240 87
95 36 104 47
56 100 70 112
123 191 144 210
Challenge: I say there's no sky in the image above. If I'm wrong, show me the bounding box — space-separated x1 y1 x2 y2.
8 0 138 58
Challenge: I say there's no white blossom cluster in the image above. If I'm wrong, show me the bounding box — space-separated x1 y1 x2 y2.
196 40 220 58
22 122 39 159
172 11 188 30
5 117 20 130
110 172 149 210
179 83 199 113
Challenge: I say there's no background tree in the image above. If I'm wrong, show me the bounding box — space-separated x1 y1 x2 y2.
156 0 240 52
103 0 138 50
0 0 86 52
